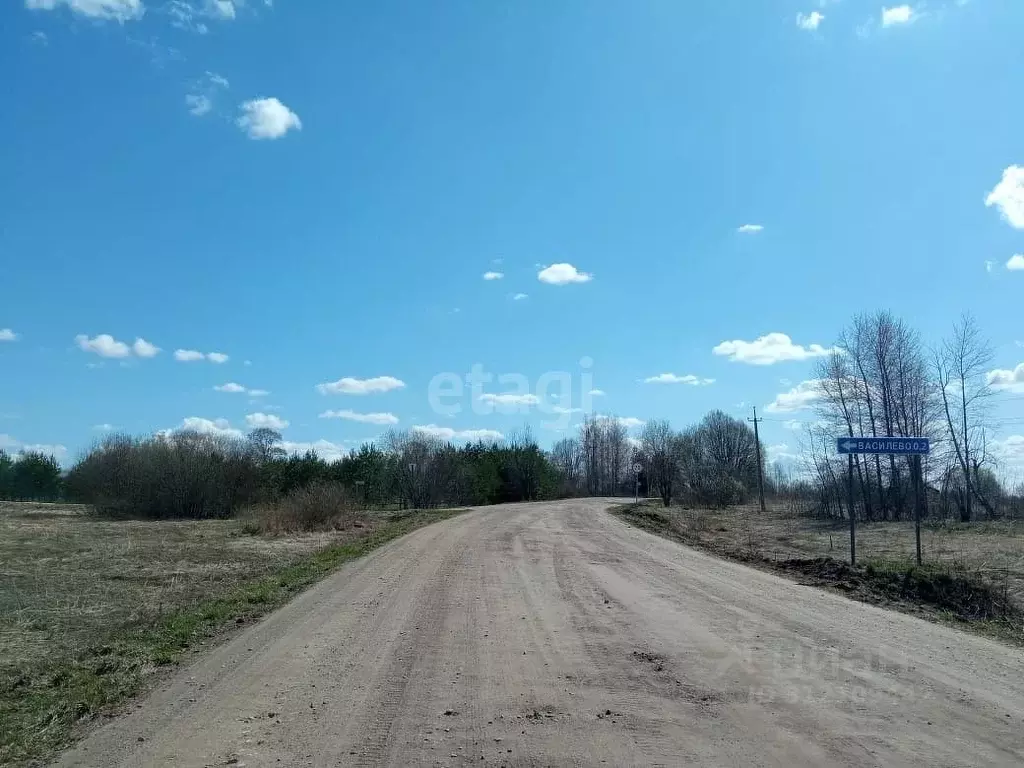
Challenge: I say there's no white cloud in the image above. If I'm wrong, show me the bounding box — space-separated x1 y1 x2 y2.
237 97 302 140
317 376 406 395
248 389 269 397
512 293 529 301
713 332 836 365
173 416 243 439
796 11 824 30
0 329 18 342
75 333 132 358
588 388 605 397
93 423 115 431
881 5 915 26
26 0 144 22
0 433 68 460
1007 254 1024 271
551 405 583 415
208 0 235 18
30 30 48 44
737 224 764 234
593 415 645 430
482 271 504 281
537 263 593 285
279 439 349 462
132 337 160 358
985 260 996 273
643 373 715 386
412 425 504 442
319 409 399 425
214 382 247 393
173 349 228 363
246 412 289 430
987 363 1024 394
766 379 823 413
478 393 540 407
783 420 806 431
986 167 1024 229
186 94 212 116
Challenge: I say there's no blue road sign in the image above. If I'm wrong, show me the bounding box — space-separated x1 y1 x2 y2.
836 437 930 455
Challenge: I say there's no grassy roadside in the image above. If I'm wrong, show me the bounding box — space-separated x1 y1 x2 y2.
0 507 464 767
610 502 1023 647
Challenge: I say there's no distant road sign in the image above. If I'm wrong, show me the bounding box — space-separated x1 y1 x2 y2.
633 462 643 473
836 437 930 455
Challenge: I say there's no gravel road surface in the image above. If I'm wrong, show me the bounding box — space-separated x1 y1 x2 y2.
56 499 1024 767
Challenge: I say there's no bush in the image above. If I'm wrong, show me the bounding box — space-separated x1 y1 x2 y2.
66 431 261 519
242 481 358 534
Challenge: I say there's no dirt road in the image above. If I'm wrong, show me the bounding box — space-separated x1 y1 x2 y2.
57 500 1024 767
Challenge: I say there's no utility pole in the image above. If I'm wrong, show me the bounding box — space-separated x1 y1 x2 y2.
749 407 767 514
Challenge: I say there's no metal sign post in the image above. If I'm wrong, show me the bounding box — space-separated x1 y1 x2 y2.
836 437 930 566
632 462 642 504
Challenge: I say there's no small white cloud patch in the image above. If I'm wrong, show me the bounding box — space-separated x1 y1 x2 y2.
881 5 915 26
132 338 160 358
412 425 504 442
986 166 1024 229
1006 254 1024 271
26 0 144 23
482 271 504 281
713 333 836 365
986 363 1024 393
796 11 824 30
537 263 592 285
245 412 289 430
0 329 18 342
737 224 764 234
237 97 302 140
643 373 715 386
316 376 406 395
319 410 399 425
75 334 132 358
766 380 824 413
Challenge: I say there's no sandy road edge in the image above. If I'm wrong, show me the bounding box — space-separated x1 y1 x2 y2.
607 501 1024 649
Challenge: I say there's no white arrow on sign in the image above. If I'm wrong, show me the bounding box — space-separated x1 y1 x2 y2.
841 440 857 451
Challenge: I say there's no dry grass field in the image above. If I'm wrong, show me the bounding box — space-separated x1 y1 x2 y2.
0 501 463 766
613 501 1024 635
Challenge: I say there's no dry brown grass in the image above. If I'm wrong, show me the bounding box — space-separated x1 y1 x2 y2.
654 502 1024 612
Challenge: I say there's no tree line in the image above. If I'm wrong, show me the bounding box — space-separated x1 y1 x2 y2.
808 312 1018 522
0 450 63 502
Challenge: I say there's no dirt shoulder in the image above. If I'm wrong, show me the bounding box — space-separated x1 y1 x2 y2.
610 501 1023 646
0 503 464 767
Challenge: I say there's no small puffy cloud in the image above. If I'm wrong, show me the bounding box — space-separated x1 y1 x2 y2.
214 382 247 393
93 423 115 431
991 435 1024 477
208 0 235 18
0 329 18 342
319 410 399 425
132 338 160 358
766 379 824 413
881 5 915 26
173 416 243 439
248 389 269 397
237 97 302 140
512 293 529 301
26 0 144 22
592 415 645 430
1007 254 1024 271
412 425 504 442
479 393 540 407
245 412 289 430
0 433 68 460
737 224 764 234
174 349 228 363
986 363 1024 393
588 388 605 397
643 373 715 386
783 419 806 431
796 11 824 30
537 263 593 285
76 333 131 358
713 332 836 365
986 167 1024 229
317 376 406 395
482 271 504 281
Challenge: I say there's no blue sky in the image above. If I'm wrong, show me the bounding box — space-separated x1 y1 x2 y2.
2 0 1023 476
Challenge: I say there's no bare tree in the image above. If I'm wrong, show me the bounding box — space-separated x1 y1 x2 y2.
639 420 680 506
935 314 996 521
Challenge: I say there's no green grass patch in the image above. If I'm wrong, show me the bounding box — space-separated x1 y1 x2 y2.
0 507 464 767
